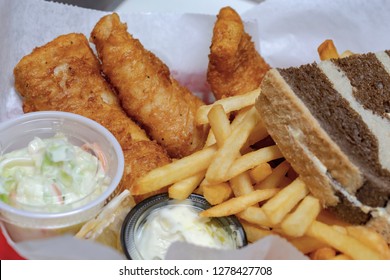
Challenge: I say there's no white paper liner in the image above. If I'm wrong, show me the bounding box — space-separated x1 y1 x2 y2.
243 0 390 67
166 236 308 260
1 222 124 260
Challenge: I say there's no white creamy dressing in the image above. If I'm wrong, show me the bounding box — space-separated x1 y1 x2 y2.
136 204 235 260
0 134 108 212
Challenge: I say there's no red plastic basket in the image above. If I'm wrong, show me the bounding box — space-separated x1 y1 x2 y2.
0 229 24 260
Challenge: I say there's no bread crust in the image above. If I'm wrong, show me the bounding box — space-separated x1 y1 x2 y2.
256 68 390 242
256 69 363 206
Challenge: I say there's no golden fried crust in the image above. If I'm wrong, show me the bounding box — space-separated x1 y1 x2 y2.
207 6 270 100
118 140 171 203
13 33 148 147
91 13 207 158
13 33 172 202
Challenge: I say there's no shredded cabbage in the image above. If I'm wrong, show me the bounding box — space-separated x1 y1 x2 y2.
0 134 108 212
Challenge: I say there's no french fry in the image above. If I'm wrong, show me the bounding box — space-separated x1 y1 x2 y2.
332 254 352 260
230 107 252 129
196 88 260 125
207 104 231 147
289 236 327 255
306 221 384 260
217 106 253 154
332 225 348 235
199 177 211 187
280 195 321 237
205 107 260 184
240 220 274 243
346 226 390 259
207 104 259 197
264 226 284 236
236 206 273 228
193 185 204 195
207 102 254 198
242 121 269 151
133 145 217 195
205 129 217 147
249 162 273 183
310 247 337 260
262 178 309 225
229 171 255 196
168 170 206 200
203 182 233 205
200 188 279 217
255 160 291 189
226 145 284 182
318 39 339 60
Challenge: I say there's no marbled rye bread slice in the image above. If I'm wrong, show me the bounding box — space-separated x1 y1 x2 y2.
256 51 390 242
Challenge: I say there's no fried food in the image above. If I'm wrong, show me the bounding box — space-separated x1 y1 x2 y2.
207 6 270 100
14 33 147 145
317 39 354 60
133 145 217 195
91 13 207 158
196 89 260 125
122 140 170 202
128 72 390 258
13 33 171 200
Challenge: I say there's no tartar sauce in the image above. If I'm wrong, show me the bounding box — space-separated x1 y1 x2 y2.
136 204 235 260
0 134 108 212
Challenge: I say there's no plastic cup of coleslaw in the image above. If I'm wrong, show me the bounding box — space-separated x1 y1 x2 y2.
121 193 247 260
0 111 124 242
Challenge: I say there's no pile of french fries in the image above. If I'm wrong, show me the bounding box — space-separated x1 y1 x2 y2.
133 40 390 260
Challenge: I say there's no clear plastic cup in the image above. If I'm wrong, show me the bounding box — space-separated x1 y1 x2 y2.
0 111 124 242
121 193 247 260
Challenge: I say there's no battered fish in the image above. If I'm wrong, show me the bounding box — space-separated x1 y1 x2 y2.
91 13 207 158
207 7 270 100
13 33 171 200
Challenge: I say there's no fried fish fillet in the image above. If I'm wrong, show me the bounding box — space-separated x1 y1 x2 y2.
13 33 171 200
91 13 207 158
207 6 270 100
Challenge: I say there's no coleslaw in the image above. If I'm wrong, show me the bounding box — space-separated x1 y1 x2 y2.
0 134 109 212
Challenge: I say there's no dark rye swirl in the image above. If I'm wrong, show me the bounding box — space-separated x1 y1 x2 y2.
256 51 390 242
